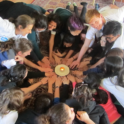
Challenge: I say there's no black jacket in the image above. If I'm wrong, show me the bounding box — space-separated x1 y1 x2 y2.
65 98 110 124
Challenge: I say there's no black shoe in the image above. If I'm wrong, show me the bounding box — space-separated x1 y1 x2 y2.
80 2 88 6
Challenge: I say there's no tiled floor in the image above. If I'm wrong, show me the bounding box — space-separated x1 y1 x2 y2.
32 0 124 11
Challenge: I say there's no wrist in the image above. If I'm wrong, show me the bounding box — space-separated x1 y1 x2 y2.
85 118 94 124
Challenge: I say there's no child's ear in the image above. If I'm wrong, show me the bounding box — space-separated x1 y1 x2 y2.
18 25 23 30
17 51 22 56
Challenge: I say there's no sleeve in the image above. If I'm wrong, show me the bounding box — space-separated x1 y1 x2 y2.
60 84 69 102
53 98 60 104
2 111 18 124
86 26 98 40
30 51 39 63
0 17 14 32
99 109 110 124
28 31 44 60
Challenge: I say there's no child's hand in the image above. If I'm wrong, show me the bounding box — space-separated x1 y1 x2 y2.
41 77 48 84
67 74 75 83
45 72 55 77
55 77 62 87
15 55 23 61
48 74 57 85
62 76 70 85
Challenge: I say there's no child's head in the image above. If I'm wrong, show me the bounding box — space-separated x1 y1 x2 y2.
0 88 24 116
14 38 33 57
11 15 35 36
84 73 101 90
106 48 124 59
63 34 75 48
34 94 52 114
30 12 47 32
0 38 33 57
0 64 27 86
47 13 61 31
104 56 123 77
85 9 103 30
73 83 93 107
103 21 121 43
35 103 75 124
67 14 84 36
83 73 108 104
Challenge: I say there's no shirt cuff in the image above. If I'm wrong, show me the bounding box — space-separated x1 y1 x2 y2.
72 82 76 89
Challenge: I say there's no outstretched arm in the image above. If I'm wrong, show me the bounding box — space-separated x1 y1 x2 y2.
70 38 91 68
49 33 56 63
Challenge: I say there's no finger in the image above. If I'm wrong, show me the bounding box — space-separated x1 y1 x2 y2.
76 114 81 121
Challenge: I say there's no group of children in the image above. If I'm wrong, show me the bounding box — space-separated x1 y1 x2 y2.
0 0 124 124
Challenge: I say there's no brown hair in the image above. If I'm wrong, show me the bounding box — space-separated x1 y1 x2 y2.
0 88 24 116
0 38 33 53
0 39 14 52
9 15 35 29
35 103 71 124
73 83 93 107
85 9 100 23
106 48 124 59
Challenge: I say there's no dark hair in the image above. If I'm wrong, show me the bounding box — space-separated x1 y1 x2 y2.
0 64 27 86
73 83 93 107
106 48 124 59
0 38 33 53
0 88 24 116
84 73 102 89
104 56 123 77
30 11 47 29
93 89 108 104
63 34 75 44
47 13 61 31
103 21 122 36
34 94 52 114
117 68 124 87
9 15 35 29
67 14 84 31
35 103 71 124
83 73 108 104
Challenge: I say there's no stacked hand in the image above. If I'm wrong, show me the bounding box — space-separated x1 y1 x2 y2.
75 77 83 83
45 72 55 77
42 56 50 65
66 58 74 66
62 76 70 85
53 50 66 57
70 60 80 69
38 67 53 72
67 74 75 83
48 74 57 85
54 55 61 65
49 57 55 65
41 77 48 84
71 70 83 77
55 77 62 87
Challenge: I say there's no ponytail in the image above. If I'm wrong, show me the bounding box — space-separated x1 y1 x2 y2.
0 39 14 52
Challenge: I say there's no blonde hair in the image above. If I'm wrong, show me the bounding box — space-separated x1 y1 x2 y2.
0 88 24 116
85 9 100 23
